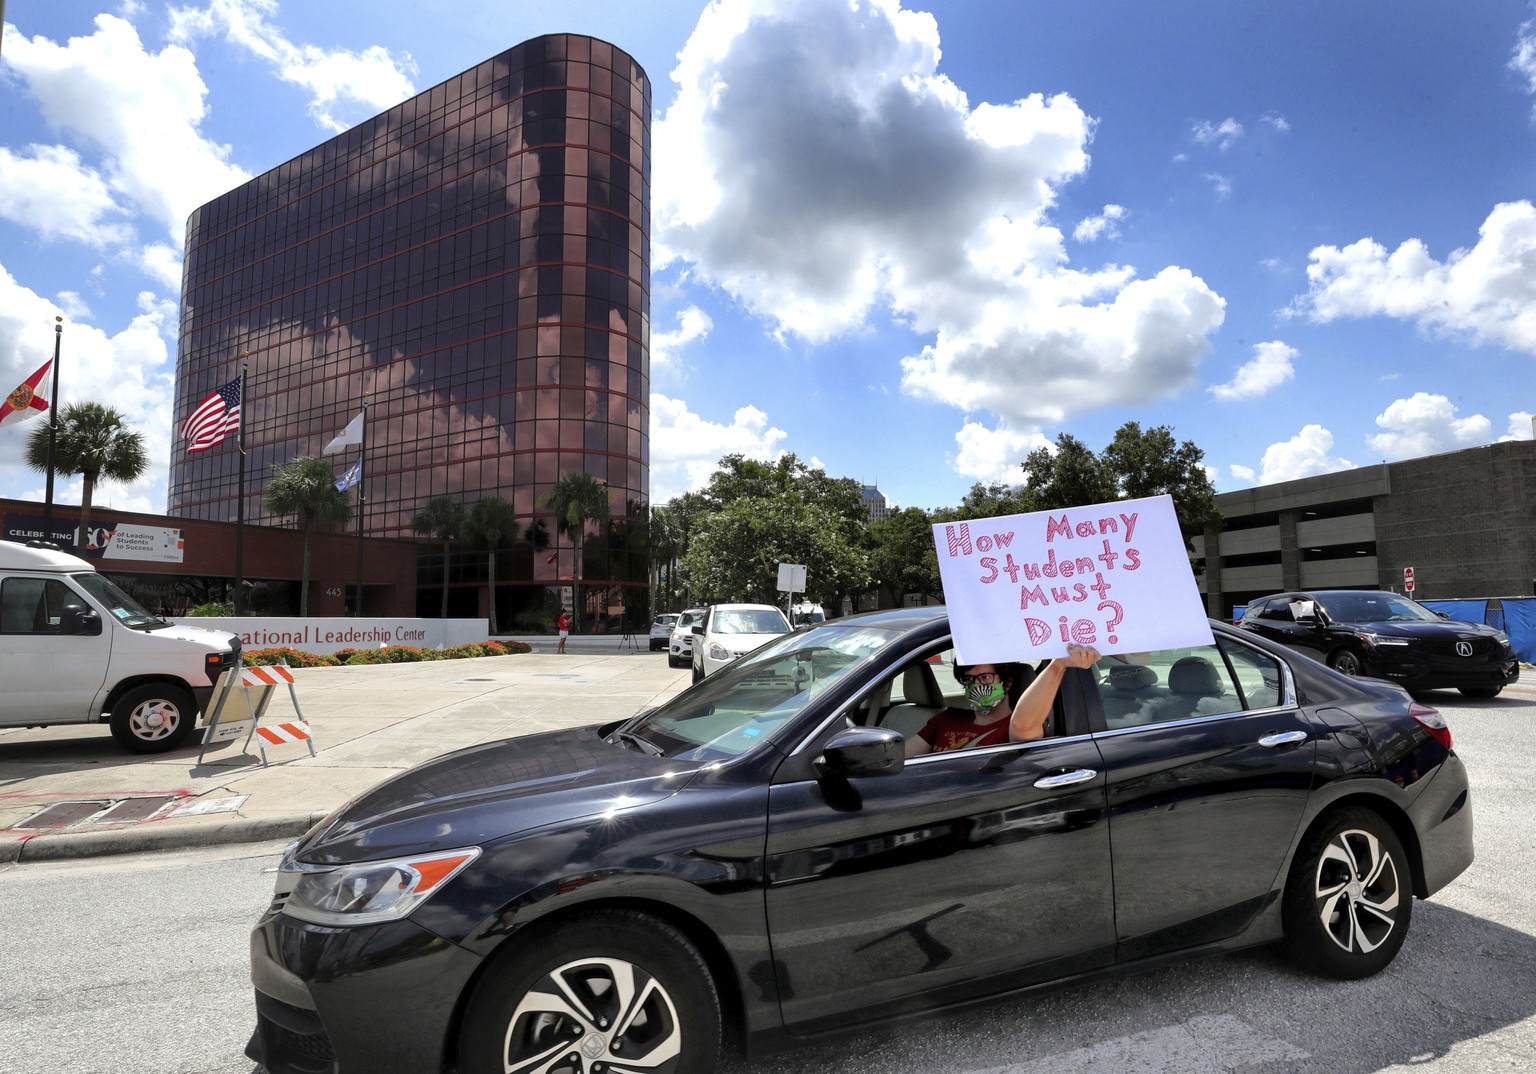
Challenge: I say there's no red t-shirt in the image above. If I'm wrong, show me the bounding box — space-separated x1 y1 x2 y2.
917 708 1011 752
558 614 569 631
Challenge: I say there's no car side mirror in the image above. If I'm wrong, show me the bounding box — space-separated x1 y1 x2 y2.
1436 611 1450 620
59 605 102 636
692 625 703 635
815 726 905 779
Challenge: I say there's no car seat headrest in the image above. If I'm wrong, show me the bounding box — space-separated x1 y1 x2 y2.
1169 656 1223 696
1107 664 1157 692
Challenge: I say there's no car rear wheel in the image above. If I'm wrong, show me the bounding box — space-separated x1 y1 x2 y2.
1282 807 1411 979
1328 649 1366 677
459 910 721 1074
109 684 198 753
1459 685 1502 698
691 662 704 684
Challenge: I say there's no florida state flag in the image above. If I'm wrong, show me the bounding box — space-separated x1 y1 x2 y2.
0 359 52 429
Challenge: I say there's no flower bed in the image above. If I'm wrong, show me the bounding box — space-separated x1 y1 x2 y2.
243 640 531 667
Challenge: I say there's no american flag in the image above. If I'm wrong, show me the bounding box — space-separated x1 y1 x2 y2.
181 376 241 453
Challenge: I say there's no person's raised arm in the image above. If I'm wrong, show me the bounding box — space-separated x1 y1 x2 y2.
1008 643 1100 741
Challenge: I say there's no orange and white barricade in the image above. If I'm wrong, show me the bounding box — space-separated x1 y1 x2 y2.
198 662 316 766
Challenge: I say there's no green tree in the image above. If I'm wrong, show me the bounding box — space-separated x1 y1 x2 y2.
462 495 520 635
24 401 148 554
648 502 684 612
1102 422 1221 536
262 455 352 615
682 496 869 609
932 481 1035 523
410 495 467 619
1020 432 1116 511
543 471 611 630
864 506 942 607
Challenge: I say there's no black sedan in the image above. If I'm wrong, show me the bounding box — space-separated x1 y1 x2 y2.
247 608 1473 1074
1238 589 1519 697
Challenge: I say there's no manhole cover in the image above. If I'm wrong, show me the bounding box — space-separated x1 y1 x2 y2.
96 796 180 823
13 801 112 830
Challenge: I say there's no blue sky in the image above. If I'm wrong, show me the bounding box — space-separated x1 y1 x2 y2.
2 0 1534 516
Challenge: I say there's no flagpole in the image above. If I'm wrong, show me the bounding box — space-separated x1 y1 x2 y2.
353 394 367 616
234 352 249 617
42 316 62 546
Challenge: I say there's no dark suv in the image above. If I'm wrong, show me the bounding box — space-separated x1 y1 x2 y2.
1239 589 1519 697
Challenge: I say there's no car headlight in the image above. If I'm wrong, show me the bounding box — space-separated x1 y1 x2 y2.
708 641 734 661
1494 631 1510 646
281 847 480 926
1354 632 1409 647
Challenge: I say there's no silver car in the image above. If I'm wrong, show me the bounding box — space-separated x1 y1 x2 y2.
648 613 680 651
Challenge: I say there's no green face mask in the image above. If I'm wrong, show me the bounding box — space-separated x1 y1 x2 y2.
965 681 1006 711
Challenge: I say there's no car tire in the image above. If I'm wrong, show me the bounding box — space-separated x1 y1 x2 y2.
1458 685 1502 698
692 662 704 684
109 684 199 754
459 909 721 1074
1328 649 1366 677
667 654 682 668
1281 807 1411 980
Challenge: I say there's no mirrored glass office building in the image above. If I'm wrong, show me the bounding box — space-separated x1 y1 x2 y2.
169 35 651 625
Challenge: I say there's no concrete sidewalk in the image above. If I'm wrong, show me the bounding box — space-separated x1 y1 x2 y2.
0 650 691 863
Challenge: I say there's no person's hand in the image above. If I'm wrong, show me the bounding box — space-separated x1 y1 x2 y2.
1062 643 1100 669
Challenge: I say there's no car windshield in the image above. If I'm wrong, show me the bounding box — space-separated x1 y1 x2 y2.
1314 592 1440 623
620 623 900 760
712 608 790 635
74 573 165 629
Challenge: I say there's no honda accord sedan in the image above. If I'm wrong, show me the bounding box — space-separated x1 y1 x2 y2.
246 608 1473 1074
1238 589 1519 697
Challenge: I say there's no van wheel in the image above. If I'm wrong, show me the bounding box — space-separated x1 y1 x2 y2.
110 685 198 753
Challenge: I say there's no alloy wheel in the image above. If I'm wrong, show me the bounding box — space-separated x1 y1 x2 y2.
1311 827 1401 954
500 956 683 1074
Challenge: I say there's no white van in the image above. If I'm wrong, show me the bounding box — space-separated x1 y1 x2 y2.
0 542 241 753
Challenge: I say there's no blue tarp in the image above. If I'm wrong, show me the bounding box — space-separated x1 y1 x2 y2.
1421 597 1536 665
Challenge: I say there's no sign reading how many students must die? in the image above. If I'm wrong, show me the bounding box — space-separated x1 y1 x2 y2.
933 494 1213 665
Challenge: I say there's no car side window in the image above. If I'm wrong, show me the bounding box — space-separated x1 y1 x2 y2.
1094 640 1280 729
853 649 957 738
0 578 75 635
1258 599 1295 623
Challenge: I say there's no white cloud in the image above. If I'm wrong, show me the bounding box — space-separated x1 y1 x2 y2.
139 243 184 292
1204 173 1232 198
1261 112 1290 132
0 266 176 511
3 14 251 243
654 0 1224 431
0 144 132 245
1256 425 1354 484
1228 463 1256 483
648 394 788 501
1192 117 1243 150
1294 201 1536 355
1499 411 1534 441
650 306 714 372
1366 392 1492 460
168 0 418 133
1073 204 1127 243
1511 20 1536 100
56 292 93 320
1209 340 1296 401
951 421 1049 484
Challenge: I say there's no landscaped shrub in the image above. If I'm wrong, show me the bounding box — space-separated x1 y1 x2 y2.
243 647 338 668
249 641 533 667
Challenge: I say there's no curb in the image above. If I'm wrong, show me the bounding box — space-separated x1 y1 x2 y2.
0 812 322 864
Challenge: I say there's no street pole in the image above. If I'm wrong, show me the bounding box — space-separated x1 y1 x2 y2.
353 395 367 616
234 353 248 616
42 316 62 545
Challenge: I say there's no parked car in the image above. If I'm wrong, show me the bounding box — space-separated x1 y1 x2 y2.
667 606 706 667
648 612 680 651
246 609 1472 1074
690 602 792 681
1238 589 1519 697
0 541 240 752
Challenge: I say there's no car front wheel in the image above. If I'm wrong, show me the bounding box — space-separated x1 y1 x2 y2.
1328 649 1366 677
109 684 198 753
459 910 721 1074
1459 685 1502 698
1282 807 1411 979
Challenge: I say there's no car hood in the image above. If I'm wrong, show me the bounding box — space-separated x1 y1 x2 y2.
295 726 696 864
1333 618 1502 640
711 631 786 650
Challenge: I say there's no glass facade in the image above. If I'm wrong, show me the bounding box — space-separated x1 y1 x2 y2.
169 35 651 626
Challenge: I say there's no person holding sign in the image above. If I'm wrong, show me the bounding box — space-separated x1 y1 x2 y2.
905 643 1100 756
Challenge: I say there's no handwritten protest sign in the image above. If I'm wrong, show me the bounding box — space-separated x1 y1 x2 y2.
932 494 1213 664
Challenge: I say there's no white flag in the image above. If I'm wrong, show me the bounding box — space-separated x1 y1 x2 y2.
323 411 364 454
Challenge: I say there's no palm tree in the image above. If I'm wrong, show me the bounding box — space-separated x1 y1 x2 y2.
263 455 352 614
462 495 520 635
411 495 467 619
24 402 148 554
543 471 610 631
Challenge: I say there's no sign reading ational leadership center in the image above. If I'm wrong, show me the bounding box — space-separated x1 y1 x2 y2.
933 494 1213 664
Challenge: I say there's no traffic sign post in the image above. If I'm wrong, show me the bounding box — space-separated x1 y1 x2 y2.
1404 566 1415 594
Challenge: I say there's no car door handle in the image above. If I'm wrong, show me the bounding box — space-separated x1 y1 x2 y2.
1259 730 1309 748
1033 768 1097 789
